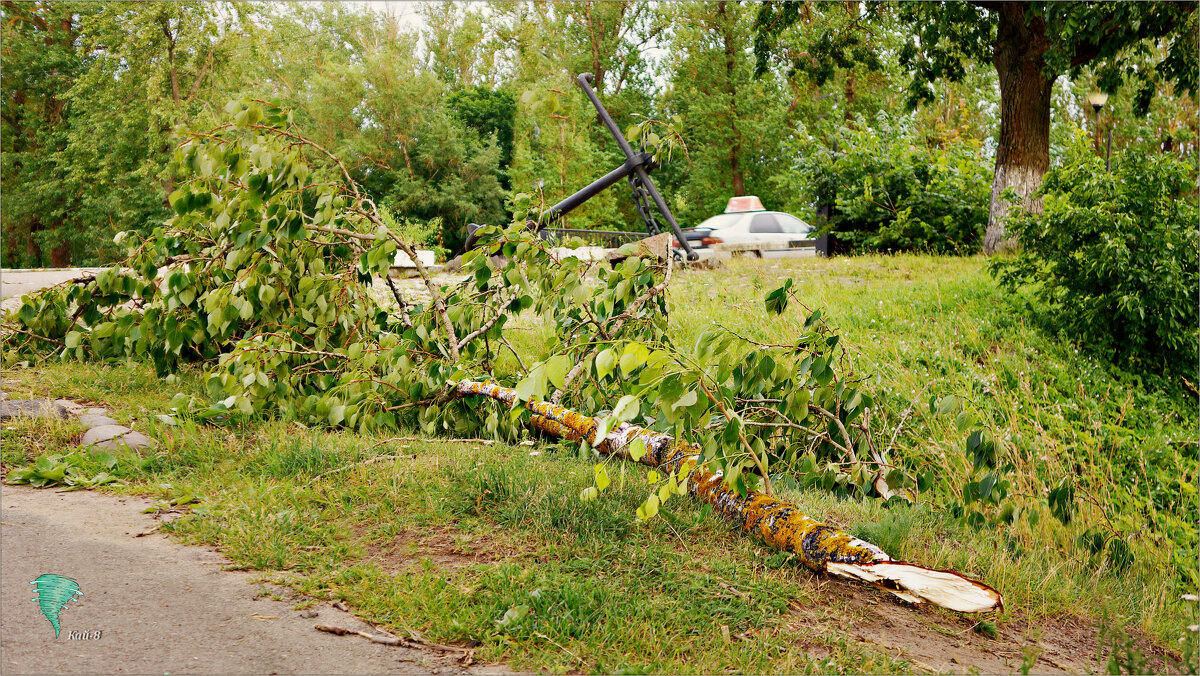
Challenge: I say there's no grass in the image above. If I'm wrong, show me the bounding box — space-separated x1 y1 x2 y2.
3 254 1197 673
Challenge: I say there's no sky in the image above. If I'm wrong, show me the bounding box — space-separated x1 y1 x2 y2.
340 0 427 29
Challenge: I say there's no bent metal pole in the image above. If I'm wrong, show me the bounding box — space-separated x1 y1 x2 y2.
455 379 1002 613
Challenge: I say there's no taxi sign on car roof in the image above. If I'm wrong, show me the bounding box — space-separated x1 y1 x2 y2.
724 195 765 213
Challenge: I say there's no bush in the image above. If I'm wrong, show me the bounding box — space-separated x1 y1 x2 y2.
775 113 992 254
991 131 1199 377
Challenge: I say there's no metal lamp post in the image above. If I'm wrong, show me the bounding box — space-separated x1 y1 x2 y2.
1086 91 1112 171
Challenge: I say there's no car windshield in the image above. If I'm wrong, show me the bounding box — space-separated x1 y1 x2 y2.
694 214 743 230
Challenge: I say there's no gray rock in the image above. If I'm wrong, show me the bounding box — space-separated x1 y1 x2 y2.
79 414 119 429
81 407 108 417
55 399 85 415
80 424 131 444
80 425 154 451
0 399 70 420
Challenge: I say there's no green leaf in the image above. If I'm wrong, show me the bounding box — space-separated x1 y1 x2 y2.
671 390 698 411
546 354 571 390
611 395 639 423
595 349 615 380
935 395 960 415
636 493 660 521
618 352 638 376
594 464 611 491
1049 477 1075 524
764 287 788 315
494 604 530 629
514 367 541 402
628 438 647 462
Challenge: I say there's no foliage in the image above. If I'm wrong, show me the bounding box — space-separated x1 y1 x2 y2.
8 248 1199 663
6 451 119 491
446 85 518 181
892 2 1197 112
7 2 1196 264
0 1 83 267
664 1 793 225
2 100 890 515
265 20 508 253
777 113 991 254
991 131 1200 377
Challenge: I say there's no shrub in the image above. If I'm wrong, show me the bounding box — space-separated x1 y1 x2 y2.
775 113 992 254
991 131 1199 378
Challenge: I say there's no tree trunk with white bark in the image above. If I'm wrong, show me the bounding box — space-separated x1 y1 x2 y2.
984 3 1055 255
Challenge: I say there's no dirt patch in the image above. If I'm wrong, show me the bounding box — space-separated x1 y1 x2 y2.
782 576 1179 674
364 525 523 574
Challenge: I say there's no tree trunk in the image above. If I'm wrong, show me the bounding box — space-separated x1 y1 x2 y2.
50 241 71 267
25 220 44 266
984 3 1054 255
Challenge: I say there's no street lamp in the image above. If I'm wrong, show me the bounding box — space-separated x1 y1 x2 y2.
1086 91 1112 171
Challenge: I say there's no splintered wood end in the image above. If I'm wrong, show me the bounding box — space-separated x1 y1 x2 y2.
825 561 1003 613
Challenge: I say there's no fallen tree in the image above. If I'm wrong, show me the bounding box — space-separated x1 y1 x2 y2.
2 99 1003 614
457 379 1002 613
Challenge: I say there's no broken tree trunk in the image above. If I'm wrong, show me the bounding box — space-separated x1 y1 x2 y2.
455 379 1003 613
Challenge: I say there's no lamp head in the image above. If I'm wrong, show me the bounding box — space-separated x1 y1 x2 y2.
1086 91 1109 112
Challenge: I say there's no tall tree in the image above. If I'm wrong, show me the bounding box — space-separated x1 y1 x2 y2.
755 1 1197 253
67 2 252 247
258 9 507 250
1 2 81 266
421 1 493 88
667 1 791 223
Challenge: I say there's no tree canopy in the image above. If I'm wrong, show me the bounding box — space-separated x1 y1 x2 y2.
3 1 1196 265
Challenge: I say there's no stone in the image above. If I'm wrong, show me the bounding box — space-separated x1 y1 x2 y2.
79 415 120 429
0 399 70 420
606 233 671 264
80 425 154 451
55 399 85 415
81 408 108 417
392 249 437 268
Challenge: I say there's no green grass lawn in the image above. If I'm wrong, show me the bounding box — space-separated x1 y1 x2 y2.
3 254 1196 673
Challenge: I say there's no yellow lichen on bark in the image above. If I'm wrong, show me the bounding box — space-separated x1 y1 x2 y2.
455 379 1003 613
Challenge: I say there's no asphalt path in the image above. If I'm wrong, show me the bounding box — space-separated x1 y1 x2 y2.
0 269 108 301
1 485 510 675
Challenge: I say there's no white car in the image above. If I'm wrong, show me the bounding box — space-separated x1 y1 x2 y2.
672 196 824 259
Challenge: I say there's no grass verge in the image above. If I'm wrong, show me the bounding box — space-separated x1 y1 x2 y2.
3 254 1196 673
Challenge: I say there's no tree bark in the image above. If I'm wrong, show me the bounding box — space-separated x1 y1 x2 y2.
160 15 181 104
983 3 1054 255
50 241 72 267
25 220 44 266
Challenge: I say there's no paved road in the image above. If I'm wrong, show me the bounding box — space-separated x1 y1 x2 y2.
0 269 108 301
1 485 508 675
